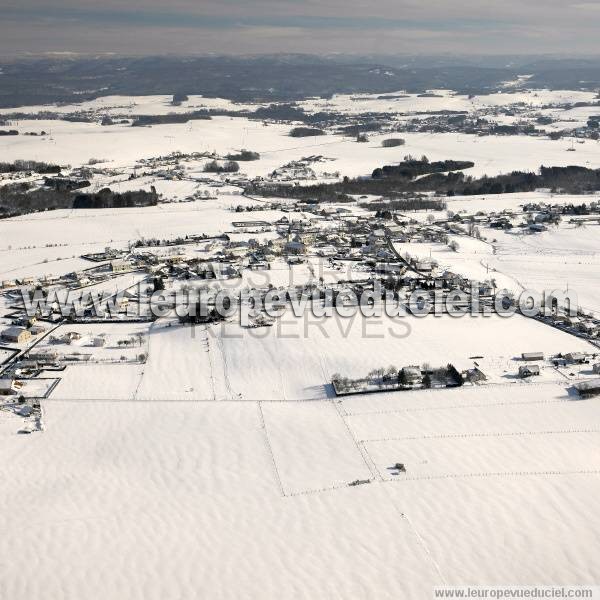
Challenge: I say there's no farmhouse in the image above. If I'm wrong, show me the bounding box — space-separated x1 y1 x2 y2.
465 367 487 384
400 366 422 386
574 378 600 398
565 352 587 364
1 326 32 344
519 364 540 378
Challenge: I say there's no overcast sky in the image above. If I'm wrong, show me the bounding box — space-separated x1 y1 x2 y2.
2 0 600 57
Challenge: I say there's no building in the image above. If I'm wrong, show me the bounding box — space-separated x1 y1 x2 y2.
400 366 422 386
1 326 32 344
61 331 82 344
522 352 544 362
465 367 487 384
574 378 600 398
27 350 58 362
565 352 587 364
0 378 24 395
284 236 306 255
519 364 540 378
110 259 130 273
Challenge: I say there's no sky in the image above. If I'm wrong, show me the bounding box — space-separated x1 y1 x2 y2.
1 0 600 57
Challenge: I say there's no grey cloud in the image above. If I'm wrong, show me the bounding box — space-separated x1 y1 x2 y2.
1 0 599 56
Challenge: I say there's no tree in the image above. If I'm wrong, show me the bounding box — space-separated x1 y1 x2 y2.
289 127 325 138
172 93 189 105
381 138 405 148
398 369 408 386
385 366 398 381
446 363 463 386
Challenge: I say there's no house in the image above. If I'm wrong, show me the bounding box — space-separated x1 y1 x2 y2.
27 350 58 362
1 326 32 344
519 364 540 378
17 360 39 373
565 352 588 364
400 366 422 386
579 321 599 336
0 378 24 395
415 260 434 273
465 367 487 384
88 337 106 347
284 237 306 255
522 352 544 362
316 245 337 257
574 378 600 398
62 331 82 344
528 223 547 233
110 259 130 273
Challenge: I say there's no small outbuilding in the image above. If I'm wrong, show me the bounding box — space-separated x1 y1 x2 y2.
522 352 544 362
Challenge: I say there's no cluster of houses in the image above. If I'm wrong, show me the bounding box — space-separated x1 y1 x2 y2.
537 311 600 343
517 350 600 384
0 257 135 294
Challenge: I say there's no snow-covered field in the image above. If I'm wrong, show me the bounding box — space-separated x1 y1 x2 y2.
0 197 307 251
2 91 600 185
2 117 599 180
2 380 599 598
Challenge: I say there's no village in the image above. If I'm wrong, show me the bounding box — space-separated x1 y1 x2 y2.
3 176 600 432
